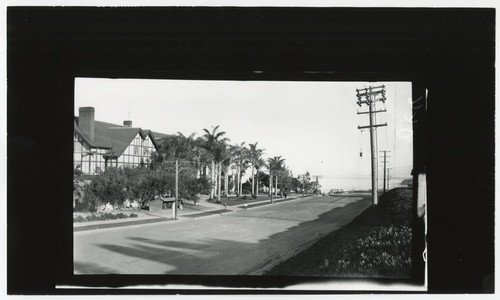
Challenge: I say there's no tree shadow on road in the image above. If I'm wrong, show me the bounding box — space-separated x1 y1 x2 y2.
83 195 372 278
74 261 120 274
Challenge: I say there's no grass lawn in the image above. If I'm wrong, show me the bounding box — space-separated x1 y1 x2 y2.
266 188 413 278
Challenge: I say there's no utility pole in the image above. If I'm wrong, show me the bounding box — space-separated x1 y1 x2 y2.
387 168 392 191
298 174 309 197
380 150 391 193
357 85 388 205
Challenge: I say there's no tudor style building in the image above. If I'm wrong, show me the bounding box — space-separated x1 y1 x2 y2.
74 107 160 175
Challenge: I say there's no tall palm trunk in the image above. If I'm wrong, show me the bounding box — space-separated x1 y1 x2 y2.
217 162 222 202
275 175 278 196
231 174 235 193
216 163 220 198
224 167 229 197
267 174 273 197
210 160 215 200
196 158 201 179
256 175 259 196
237 166 241 196
270 174 273 203
239 170 243 195
214 163 218 198
251 165 255 195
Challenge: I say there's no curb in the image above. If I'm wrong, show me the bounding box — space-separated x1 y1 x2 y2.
73 195 322 231
239 194 315 209
181 209 232 219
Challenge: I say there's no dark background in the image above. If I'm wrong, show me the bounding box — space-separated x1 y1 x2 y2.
7 7 495 294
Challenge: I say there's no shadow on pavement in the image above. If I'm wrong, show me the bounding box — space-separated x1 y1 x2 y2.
85 195 372 276
74 261 120 274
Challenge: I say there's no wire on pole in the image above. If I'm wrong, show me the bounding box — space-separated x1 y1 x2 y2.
356 84 388 206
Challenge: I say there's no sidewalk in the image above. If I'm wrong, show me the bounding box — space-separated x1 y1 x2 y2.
73 194 316 232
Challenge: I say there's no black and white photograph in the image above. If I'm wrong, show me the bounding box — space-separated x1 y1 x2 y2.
73 78 416 279
5 2 495 296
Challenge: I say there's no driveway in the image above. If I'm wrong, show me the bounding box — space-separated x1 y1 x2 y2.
74 193 371 275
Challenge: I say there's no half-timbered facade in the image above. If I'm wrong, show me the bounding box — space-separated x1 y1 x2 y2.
74 107 161 175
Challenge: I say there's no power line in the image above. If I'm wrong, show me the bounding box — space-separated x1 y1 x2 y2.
341 84 360 112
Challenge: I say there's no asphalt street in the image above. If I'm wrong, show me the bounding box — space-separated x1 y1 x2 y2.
74 193 371 274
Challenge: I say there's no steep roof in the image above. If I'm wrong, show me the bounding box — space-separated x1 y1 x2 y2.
75 117 163 157
75 117 114 148
151 131 174 141
104 127 143 157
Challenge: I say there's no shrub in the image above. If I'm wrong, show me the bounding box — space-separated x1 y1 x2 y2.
242 181 252 195
126 167 173 208
73 215 85 222
82 167 128 211
182 176 210 198
79 164 208 212
73 167 83 177
74 212 139 223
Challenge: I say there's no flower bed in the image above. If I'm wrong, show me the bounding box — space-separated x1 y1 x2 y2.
73 212 139 223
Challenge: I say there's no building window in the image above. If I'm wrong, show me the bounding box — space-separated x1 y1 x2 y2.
134 145 139 155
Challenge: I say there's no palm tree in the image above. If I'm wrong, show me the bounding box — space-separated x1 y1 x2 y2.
254 157 266 196
222 145 238 197
175 132 197 160
155 134 181 163
248 142 265 196
267 156 286 202
202 125 229 201
190 136 208 178
212 140 228 202
193 136 213 178
232 142 249 196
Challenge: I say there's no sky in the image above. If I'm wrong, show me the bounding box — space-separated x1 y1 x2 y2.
75 78 413 191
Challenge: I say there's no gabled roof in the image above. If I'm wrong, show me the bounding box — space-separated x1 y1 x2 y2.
152 131 174 141
104 127 143 157
75 117 162 158
74 117 114 148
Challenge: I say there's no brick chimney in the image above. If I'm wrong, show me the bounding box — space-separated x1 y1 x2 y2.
78 107 95 142
123 120 132 127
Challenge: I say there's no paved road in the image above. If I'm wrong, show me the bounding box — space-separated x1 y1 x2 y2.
74 193 371 275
